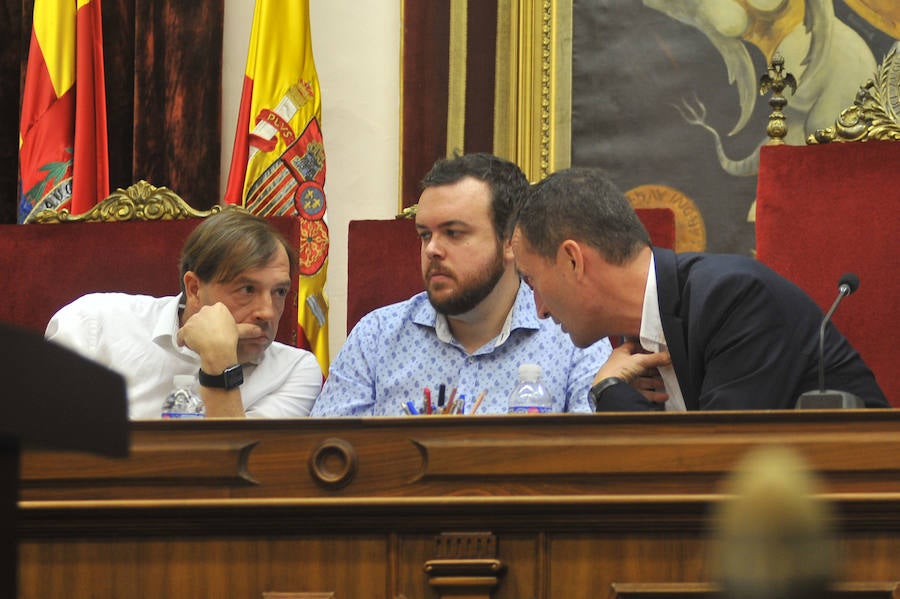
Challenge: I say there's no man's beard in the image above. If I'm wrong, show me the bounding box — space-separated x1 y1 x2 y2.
426 249 505 316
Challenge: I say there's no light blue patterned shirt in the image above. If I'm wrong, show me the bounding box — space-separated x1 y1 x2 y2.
311 283 612 416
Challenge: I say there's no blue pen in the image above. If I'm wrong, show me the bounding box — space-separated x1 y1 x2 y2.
438 384 446 409
405 400 420 415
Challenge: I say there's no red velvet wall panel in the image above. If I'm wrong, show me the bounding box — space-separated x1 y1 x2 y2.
756 141 900 406
400 0 498 210
0 216 300 346
400 1 451 208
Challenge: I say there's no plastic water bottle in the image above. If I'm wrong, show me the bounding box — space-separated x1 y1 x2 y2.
161 375 205 418
507 364 553 414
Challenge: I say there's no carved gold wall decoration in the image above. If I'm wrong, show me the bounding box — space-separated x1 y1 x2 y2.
759 53 797 146
808 44 900 144
446 0 468 157
496 0 572 182
33 180 223 223
397 204 418 219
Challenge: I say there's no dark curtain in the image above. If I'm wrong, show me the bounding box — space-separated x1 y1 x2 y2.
0 1 24 224
401 0 450 208
401 0 497 209
0 0 224 224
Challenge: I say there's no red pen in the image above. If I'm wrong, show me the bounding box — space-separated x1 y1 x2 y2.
424 387 432 415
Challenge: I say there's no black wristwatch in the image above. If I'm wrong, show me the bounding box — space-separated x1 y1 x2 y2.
198 364 244 390
588 376 626 410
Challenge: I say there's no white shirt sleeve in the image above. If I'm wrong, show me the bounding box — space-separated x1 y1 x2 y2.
243 348 323 418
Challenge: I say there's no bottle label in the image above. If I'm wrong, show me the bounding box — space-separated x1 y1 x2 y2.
161 412 205 419
508 406 552 414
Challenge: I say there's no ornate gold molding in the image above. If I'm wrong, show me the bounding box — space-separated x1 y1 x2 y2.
808 44 900 144
759 53 797 145
33 180 222 223
496 0 572 182
446 0 468 156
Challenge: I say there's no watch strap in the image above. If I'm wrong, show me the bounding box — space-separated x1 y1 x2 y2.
198 364 244 390
588 376 626 410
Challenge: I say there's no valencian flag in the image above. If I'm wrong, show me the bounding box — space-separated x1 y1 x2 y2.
18 0 109 224
225 0 329 374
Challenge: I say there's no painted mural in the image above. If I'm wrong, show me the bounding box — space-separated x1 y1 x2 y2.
571 0 899 253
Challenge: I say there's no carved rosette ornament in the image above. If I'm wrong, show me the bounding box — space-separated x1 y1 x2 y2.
808 44 900 144
33 180 222 223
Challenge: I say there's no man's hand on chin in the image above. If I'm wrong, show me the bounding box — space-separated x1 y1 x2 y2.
177 303 246 418
177 302 240 371
235 322 267 342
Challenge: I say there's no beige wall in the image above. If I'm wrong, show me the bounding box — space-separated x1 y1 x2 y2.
220 0 402 359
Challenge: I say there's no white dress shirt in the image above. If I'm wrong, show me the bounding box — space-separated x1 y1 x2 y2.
46 293 322 419
639 254 687 412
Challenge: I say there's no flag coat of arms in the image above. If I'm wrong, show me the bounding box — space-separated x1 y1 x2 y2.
225 0 329 375
18 0 109 223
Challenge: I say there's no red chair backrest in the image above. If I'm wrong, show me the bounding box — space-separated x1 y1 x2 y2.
756 141 899 406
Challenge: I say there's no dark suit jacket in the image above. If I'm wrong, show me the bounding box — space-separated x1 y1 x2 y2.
599 248 888 411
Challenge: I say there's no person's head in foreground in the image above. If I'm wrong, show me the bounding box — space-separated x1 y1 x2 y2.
712 445 837 599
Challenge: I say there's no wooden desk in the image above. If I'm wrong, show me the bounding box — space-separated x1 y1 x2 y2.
18 412 900 598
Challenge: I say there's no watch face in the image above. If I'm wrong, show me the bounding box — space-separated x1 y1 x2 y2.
199 365 244 389
223 365 244 389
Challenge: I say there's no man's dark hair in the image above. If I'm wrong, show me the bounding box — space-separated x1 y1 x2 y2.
179 207 297 294
421 153 528 240
515 167 650 265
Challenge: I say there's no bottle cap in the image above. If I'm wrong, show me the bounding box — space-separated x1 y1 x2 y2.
518 363 542 380
173 374 195 388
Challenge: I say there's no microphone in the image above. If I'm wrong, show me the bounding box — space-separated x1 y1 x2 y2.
796 273 865 409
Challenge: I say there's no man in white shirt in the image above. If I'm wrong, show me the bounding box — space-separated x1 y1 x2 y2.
46 208 322 418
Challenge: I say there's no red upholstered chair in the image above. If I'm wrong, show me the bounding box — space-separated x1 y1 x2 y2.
345 208 676 334
634 207 676 251
346 218 422 334
756 141 899 406
0 182 301 347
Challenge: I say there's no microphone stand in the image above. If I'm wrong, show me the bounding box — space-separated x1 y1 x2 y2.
796 277 865 409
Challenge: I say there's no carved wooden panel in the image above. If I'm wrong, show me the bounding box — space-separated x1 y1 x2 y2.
16 415 900 598
262 593 335 599
609 582 900 599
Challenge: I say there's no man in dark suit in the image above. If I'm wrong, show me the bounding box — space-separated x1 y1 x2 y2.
510 167 888 410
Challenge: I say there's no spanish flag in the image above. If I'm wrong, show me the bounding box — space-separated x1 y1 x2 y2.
18 0 109 223
225 0 329 375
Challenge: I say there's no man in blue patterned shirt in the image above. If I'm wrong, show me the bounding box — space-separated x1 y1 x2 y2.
310 154 613 416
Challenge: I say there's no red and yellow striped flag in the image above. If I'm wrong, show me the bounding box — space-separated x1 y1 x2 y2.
224 0 329 374
18 0 109 223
